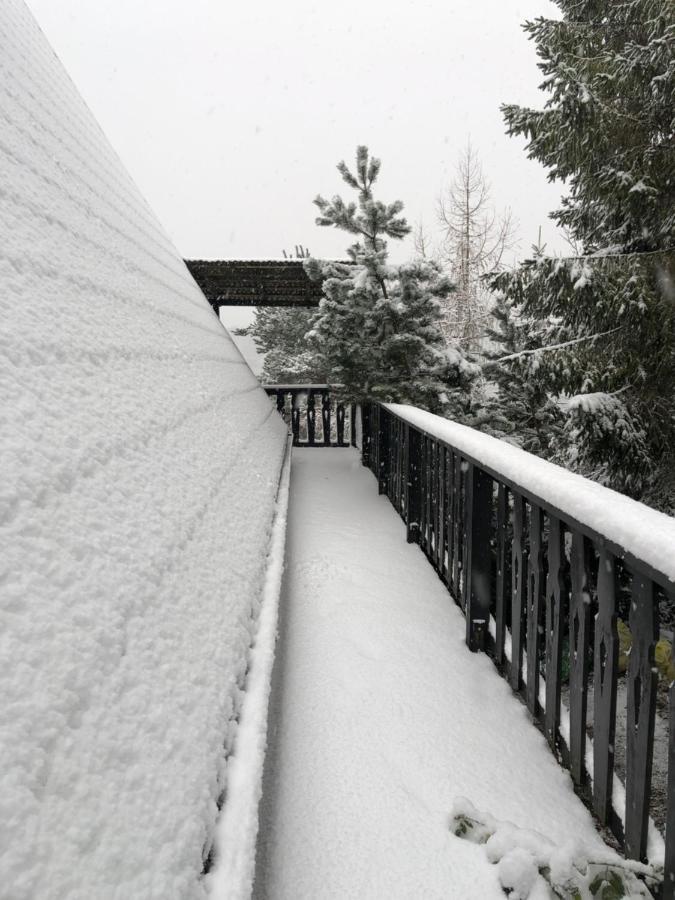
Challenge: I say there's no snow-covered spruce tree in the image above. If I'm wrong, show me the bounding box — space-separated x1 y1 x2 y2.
492 0 675 506
235 305 325 384
481 291 564 456
305 146 474 414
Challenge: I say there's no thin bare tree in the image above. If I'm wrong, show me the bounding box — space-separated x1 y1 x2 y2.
436 141 518 346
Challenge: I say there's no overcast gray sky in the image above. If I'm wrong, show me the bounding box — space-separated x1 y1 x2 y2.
25 0 565 360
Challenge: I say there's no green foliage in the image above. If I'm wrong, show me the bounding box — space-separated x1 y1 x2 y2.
235 306 325 384
493 0 675 507
307 146 474 412
481 292 564 457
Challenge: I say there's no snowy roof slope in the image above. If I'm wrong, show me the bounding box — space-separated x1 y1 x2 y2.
0 3 287 898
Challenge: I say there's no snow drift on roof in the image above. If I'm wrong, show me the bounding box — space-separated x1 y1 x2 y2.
0 2 287 897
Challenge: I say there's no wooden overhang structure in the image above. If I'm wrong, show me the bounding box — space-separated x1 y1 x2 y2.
184 259 325 312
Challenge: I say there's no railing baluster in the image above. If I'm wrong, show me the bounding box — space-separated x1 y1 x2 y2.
361 404 371 467
437 446 446 576
378 407 389 494
625 575 658 862
452 455 462 603
405 424 422 544
425 437 432 555
464 463 493 652
495 483 508 668
665 685 675 899
569 532 591 787
526 505 545 718
291 391 300 446
336 402 346 447
307 390 316 446
545 516 565 752
510 493 527 692
444 449 452 587
593 548 619 827
430 441 438 561
322 392 331 445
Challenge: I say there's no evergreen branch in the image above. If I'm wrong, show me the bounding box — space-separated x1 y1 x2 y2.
487 327 623 365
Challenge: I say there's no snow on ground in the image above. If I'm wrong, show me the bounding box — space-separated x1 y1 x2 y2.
0 3 287 897
387 404 675 585
254 449 614 899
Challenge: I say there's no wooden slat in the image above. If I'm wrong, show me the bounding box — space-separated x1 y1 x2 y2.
510 493 527 692
424 436 432 555
291 392 300 446
465 465 493 651
322 392 331 445
569 531 591 787
593 548 619 826
664 685 675 900
545 516 565 752
437 446 446 577
526 504 545 717
336 403 345 446
307 391 316 445
625 575 658 862
405 426 421 544
494 484 508 667
453 457 462 605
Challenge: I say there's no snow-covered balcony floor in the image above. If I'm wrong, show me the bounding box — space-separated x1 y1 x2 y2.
254 448 612 899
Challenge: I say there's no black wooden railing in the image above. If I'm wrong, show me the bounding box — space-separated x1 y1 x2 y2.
264 385 356 448
362 401 675 894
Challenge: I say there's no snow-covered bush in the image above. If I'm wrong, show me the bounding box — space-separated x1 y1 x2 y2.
450 799 658 899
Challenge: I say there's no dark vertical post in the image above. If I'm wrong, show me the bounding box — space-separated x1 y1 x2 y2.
444 449 453 588
322 391 331 445
361 404 371 467
545 516 565 752
276 390 285 415
510 493 527 692
526 504 545 718
378 407 389 494
593 548 619 827
422 434 432 556
452 456 462 603
350 403 357 447
436 446 446 576
291 391 300 446
625 575 658 862
405 425 422 544
336 403 346 446
464 464 493 652
569 531 591 788
494 483 508 668
307 390 316 446
664 685 675 900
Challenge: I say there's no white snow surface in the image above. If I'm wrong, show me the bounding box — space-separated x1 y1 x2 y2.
207 438 292 900
254 449 611 899
0 3 287 897
386 404 675 586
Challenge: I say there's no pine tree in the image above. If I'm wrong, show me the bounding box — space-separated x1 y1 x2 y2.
481 292 563 456
493 0 675 506
306 146 474 413
235 305 324 384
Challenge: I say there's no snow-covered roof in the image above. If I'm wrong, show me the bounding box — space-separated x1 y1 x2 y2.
0 3 287 897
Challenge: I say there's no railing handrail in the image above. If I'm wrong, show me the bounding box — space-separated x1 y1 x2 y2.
263 383 335 391
385 403 675 595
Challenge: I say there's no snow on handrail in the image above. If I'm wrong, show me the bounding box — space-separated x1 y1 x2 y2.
385 403 675 589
